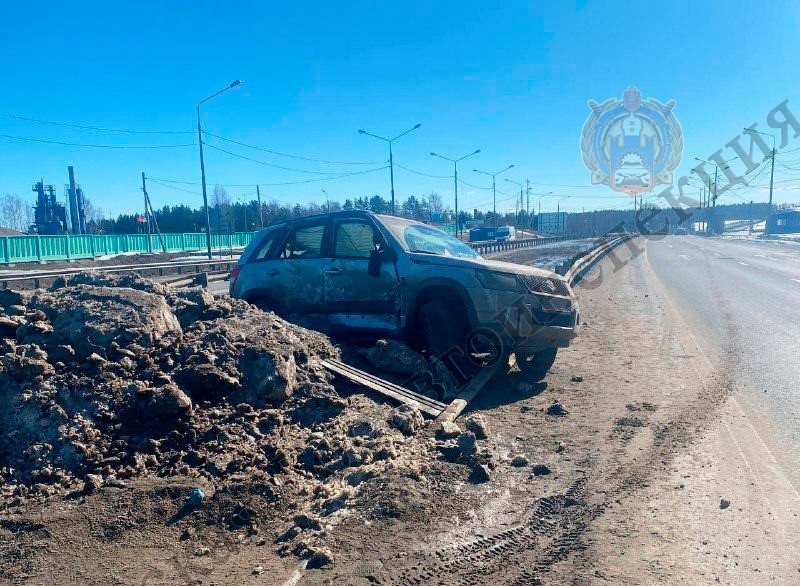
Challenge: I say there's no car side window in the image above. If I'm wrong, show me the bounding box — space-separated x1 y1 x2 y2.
334 221 380 258
251 230 280 261
279 222 327 259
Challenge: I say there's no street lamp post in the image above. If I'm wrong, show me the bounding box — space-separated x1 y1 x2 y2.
197 79 242 259
536 192 555 232
322 189 330 213
744 127 776 235
473 164 514 226
694 155 737 235
358 124 422 215
504 178 524 229
431 149 480 238
557 195 570 213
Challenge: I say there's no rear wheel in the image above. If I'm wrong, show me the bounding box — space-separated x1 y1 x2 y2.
251 296 282 315
515 348 558 380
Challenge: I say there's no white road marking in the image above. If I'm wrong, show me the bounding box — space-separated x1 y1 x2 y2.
792 278 800 284
713 252 722 256
679 254 690 260
667 244 673 248
737 261 749 266
754 254 780 261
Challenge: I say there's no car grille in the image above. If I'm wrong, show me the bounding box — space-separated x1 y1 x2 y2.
520 275 571 297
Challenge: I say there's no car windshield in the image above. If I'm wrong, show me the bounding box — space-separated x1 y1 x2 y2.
382 218 480 258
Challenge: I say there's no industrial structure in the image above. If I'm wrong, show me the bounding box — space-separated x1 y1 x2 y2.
30 166 88 235
32 180 68 235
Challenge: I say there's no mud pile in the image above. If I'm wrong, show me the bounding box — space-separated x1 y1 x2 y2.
0 272 436 556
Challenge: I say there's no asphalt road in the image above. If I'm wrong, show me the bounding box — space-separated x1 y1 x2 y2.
646 235 800 486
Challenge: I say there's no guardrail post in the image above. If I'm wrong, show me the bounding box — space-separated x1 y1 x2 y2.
90 234 96 258
181 233 187 251
35 236 43 263
124 234 130 253
65 234 71 261
1 236 8 265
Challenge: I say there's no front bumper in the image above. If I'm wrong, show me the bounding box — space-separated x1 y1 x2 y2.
471 290 580 353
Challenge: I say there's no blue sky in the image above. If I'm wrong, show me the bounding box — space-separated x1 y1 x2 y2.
2 0 800 218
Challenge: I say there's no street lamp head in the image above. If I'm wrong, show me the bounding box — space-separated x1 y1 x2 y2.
473 149 481 155
357 129 366 134
229 80 242 88
413 123 422 129
430 152 438 157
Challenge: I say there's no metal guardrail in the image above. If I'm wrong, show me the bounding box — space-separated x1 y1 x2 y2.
564 233 634 285
0 232 254 265
467 235 569 255
0 257 239 289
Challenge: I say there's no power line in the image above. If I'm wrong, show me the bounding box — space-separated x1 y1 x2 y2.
0 132 194 149
0 112 193 134
150 164 390 189
202 130 385 165
203 142 364 175
395 164 452 179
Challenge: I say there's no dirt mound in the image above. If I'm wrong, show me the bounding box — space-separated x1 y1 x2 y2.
0 272 435 560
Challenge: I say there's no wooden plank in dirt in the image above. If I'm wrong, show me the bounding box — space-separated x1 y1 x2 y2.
321 359 446 417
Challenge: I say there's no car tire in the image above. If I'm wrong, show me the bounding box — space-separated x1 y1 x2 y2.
515 348 558 380
420 300 465 359
252 296 282 315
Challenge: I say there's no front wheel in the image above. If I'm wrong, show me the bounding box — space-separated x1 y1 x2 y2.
515 348 558 380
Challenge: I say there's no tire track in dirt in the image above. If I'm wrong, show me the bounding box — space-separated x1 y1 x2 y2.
373 241 735 585
381 478 601 586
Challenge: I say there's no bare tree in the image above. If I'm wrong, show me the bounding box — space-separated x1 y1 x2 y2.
428 192 444 215
212 184 232 232
0 193 33 233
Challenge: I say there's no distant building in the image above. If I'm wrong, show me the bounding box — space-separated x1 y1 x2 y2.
766 209 800 234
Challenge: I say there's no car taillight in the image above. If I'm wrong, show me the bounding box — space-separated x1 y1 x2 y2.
229 265 241 294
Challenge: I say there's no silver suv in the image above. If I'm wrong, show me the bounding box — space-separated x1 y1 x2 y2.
230 211 579 379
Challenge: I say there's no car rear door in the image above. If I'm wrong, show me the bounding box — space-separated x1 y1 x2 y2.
324 217 401 332
268 217 330 315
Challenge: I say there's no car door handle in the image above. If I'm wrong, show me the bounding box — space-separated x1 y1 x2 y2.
325 268 343 276
266 269 280 276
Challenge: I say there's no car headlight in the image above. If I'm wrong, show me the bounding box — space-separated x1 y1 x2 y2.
476 270 523 292
519 274 570 296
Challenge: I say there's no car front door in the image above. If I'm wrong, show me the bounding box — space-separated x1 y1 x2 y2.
324 217 401 332
269 218 329 316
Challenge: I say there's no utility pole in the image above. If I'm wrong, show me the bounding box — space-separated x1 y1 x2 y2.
141 172 153 254
256 185 263 229
744 128 776 236
749 200 754 235
197 80 242 259
431 149 480 238
359 124 422 215
764 145 776 234
526 179 530 233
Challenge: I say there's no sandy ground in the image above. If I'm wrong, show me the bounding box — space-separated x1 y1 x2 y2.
3 238 798 585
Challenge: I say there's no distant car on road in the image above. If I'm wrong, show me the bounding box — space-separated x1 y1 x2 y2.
494 225 516 242
230 211 580 379
675 226 688 235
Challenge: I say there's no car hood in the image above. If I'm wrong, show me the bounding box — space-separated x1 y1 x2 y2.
408 252 561 279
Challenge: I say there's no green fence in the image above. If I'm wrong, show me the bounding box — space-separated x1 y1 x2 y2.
0 232 255 265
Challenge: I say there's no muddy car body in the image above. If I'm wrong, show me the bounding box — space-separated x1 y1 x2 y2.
230 211 580 377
